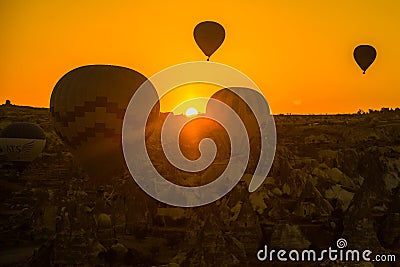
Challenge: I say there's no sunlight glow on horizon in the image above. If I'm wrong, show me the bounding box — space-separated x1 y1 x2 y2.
160 83 223 114
185 107 199 117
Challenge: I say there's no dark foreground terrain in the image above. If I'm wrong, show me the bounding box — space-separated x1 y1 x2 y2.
0 104 399 266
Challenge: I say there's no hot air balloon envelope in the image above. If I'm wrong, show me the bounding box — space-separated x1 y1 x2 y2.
206 87 267 173
50 65 159 180
354 45 376 74
194 21 225 60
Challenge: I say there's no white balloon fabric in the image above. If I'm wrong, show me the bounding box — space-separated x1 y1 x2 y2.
0 122 46 162
0 138 46 162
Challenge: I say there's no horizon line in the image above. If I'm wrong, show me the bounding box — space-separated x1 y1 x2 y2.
2 103 399 116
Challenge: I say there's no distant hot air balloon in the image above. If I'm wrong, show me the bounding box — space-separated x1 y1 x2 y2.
354 45 377 74
194 21 225 61
0 122 46 164
50 65 160 181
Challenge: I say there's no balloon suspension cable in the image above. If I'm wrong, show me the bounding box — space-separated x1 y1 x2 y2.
207 57 210 61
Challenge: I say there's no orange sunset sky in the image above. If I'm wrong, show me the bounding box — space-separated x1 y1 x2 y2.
1 0 399 114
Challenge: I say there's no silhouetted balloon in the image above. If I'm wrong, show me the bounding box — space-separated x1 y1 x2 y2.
354 45 376 74
0 122 46 163
194 21 225 61
207 88 266 132
206 88 266 173
50 65 159 181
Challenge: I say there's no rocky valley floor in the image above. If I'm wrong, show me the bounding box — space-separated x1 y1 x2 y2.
0 104 400 266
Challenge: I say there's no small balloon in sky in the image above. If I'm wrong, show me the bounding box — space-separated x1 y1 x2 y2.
194 21 225 61
353 45 377 74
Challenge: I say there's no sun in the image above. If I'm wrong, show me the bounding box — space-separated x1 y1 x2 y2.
185 107 198 117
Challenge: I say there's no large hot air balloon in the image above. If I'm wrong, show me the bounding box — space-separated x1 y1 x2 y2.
207 87 266 133
194 21 225 61
50 65 159 181
206 88 265 173
354 45 377 74
0 122 46 163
